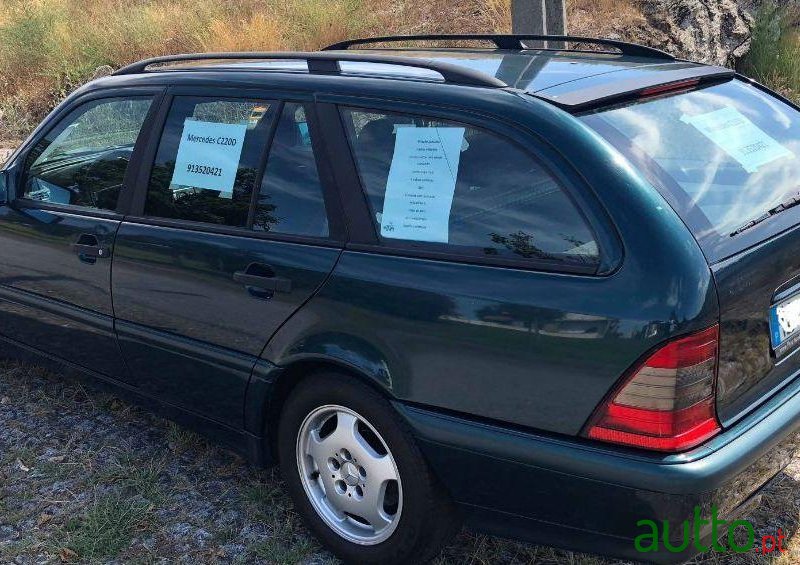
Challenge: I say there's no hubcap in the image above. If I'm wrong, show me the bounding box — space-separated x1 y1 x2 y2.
296 405 403 545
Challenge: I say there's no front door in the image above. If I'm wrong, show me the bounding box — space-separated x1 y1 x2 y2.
0 93 159 377
111 93 343 427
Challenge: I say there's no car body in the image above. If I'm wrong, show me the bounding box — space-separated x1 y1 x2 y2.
2 34 800 563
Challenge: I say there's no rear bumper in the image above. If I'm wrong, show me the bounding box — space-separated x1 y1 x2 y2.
396 376 800 564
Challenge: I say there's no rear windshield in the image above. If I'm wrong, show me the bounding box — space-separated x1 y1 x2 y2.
581 79 800 262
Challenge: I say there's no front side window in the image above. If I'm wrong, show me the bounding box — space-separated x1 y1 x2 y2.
340 108 598 266
22 97 153 210
144 97 274 227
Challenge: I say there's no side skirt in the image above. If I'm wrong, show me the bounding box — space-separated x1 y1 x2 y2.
0 332 271 467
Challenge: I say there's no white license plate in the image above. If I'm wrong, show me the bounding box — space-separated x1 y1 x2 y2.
770 295 800 357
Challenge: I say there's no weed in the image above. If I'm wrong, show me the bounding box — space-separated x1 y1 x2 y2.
92 455 166 503
61 491 152 560
164 421 206 454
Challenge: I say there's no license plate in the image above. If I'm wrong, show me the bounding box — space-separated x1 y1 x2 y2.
770 294 800 358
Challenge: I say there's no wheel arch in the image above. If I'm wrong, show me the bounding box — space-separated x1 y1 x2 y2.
256 354 397 464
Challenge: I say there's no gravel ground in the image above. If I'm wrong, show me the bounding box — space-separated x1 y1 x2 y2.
0 361 798 564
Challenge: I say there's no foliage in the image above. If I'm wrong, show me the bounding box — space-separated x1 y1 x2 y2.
739 1 800 103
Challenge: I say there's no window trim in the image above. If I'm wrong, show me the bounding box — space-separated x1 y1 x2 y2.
321 95 612 276
118 214 345 249
127 86 346 244
244 100 283 228
11 87 165 218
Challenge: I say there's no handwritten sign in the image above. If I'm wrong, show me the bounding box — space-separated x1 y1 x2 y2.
681 107 792 173
380 127 465 243
170 119 248 197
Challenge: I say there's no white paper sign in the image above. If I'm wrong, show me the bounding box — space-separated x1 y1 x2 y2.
380 127 465 243
170 119 248 197
681 107 792 173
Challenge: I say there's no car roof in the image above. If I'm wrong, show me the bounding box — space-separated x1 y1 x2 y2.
174 49 673 91
329 49 733 110
106 41 735 113
331 48 690 92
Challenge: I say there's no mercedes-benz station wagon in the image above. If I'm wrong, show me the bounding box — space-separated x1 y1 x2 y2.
2 34 800 564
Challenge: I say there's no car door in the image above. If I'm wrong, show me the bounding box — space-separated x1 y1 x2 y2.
0 90 161 377
111 89 344 427
264 99 626 438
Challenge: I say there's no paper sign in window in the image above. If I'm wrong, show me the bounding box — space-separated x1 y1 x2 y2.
170 119 248 198
380 127 465 243
681 107 792 173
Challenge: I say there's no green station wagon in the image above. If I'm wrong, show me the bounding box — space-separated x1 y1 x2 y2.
2 33 800 564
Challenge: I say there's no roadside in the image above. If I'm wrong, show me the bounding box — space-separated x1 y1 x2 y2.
1 362 799 564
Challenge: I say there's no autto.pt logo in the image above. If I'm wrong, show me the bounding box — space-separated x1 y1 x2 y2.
635 506 786 555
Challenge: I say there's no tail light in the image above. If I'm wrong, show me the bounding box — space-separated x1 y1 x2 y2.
583 325 720 452
638 78 700 99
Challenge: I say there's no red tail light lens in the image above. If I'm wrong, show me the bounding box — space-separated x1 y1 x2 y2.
638 78 700 99
583 325 721 452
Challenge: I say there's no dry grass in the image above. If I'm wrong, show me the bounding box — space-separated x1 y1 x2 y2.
567 0 648 42
0 0 373 137
0 0 514 140
1 0 796 142
482 0 512 32
0 0 652 144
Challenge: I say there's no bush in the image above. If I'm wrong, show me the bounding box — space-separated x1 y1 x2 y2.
739 1 800 103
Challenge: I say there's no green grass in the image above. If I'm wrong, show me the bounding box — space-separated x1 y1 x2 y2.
92 455 166 503
243 481 286 507
739 1 800 103
248 512 318 565
164 421 206 454
62 492 153 560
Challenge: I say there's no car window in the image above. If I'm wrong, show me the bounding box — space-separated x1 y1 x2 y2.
253 103 329 237
22 97 153 210
581 79 800 262
144 97 274 227
340 108 599 266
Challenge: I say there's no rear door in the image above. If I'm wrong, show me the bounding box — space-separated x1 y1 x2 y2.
261 98 629 435
0 91 159 377
111 88 343 426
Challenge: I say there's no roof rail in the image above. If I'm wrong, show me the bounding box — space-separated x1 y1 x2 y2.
112 51 507 87
323 34 675 60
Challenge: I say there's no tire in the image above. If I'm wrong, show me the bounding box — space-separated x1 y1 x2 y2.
277 372 459 564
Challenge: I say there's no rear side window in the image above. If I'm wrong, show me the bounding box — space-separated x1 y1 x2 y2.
22 97 153 210
340 108 598 267
581 79 800 261
255 103 328 237
145 97 273 227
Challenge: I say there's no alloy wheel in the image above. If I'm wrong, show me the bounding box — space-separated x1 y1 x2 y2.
296 404 403 545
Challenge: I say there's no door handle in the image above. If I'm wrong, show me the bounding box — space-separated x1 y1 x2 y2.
233 263 292 294
72 233 111 262
233 272 292 293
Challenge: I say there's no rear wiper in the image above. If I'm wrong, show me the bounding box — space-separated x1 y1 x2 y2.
730 192 800 236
